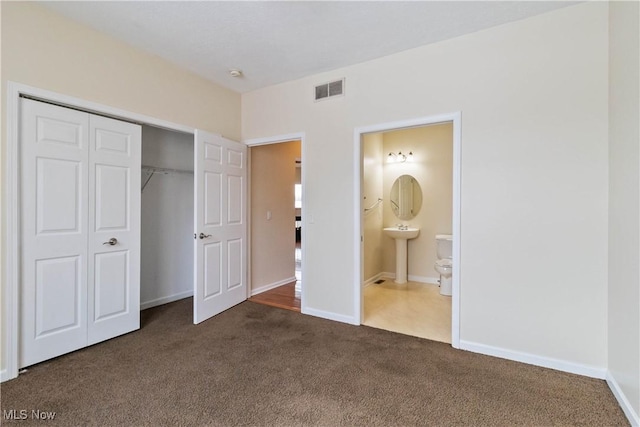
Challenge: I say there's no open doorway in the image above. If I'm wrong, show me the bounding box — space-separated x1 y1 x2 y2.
361 123 453 343
140 125 194 317
248 140 303 312
355 113 461 348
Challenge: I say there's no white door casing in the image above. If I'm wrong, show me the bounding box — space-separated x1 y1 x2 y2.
87 115 141 345
20 99 141 367
194 130 247 324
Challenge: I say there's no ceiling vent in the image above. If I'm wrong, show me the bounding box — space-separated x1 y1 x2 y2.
314 78 345 101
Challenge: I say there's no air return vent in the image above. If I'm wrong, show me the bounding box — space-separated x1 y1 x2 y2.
314 78 345 101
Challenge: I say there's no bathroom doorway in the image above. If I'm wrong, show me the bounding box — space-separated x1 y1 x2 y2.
355 113 461 347
247 139 303 312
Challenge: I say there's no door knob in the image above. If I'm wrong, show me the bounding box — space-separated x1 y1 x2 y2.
199 233 211 239
103 237 118 246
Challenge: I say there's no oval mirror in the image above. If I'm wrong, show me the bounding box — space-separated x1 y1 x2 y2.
390 174 422 220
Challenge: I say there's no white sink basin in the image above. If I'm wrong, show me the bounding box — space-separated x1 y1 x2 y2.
383 227 420 240
383 227 420 284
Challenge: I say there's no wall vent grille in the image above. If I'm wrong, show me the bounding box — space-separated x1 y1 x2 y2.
314 78 345 101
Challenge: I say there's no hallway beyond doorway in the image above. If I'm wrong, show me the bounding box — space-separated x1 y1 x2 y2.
249 282 301 312
250 242 302 312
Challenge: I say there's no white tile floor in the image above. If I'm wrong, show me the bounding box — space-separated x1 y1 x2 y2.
363 279 452 344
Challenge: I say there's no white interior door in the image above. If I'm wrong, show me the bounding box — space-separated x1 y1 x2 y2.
193 130 247 324
20 99 90 368
87 115 141 345
20 99 141 367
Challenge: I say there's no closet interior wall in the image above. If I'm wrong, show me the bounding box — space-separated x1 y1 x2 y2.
141 125 194 309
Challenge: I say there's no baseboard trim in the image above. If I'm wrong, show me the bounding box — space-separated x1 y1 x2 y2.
606 371 640 426
375 273 440 286
459 340 607 379
302 306 359 325
140 290 193 311
251 276 297 296
408 275 440 285
363 272 385 287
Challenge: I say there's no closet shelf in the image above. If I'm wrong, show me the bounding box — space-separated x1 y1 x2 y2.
141 165 194 192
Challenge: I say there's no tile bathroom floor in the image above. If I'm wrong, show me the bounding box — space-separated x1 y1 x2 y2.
363 279 452 344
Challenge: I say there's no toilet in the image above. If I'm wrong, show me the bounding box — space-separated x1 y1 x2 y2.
435 234 453 296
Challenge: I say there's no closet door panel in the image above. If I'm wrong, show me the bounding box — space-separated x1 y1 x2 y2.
87 115 141 346
94 251 129 320
95 128 131 154
36 158 81 234
35 256 82 337
20 99 89 368
36 116 83 148
95 164 130 231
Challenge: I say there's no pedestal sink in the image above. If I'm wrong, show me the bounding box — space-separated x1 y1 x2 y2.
384 227 420 284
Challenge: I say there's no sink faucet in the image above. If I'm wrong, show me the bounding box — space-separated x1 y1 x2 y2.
396 224 408 230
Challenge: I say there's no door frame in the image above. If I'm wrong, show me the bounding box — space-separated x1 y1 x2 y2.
3 82 200 382
353 112 462 348
243 133 307 314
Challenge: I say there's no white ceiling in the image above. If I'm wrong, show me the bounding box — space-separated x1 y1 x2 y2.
40 1 576 94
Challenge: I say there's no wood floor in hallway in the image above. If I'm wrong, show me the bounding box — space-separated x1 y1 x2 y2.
249 282 301 312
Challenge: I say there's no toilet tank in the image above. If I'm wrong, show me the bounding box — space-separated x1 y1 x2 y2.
436 234 453 259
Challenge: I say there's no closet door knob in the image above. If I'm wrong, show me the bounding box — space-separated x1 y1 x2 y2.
199 233 211 239
103 238 118 246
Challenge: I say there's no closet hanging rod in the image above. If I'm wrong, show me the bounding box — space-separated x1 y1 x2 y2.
141 165 194 193
142 165 194 175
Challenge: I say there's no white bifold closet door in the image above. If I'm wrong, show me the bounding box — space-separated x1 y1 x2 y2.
20 99 141 368
193 130 247 324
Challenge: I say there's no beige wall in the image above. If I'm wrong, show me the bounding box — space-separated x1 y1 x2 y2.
250 141 301 291
608 0 640 420
381 124 453 281
242 3 609 370
1 3 241 374
1 3 240 139
362 133 384 281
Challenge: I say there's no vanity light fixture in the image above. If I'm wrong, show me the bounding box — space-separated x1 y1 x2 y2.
387 151 414 163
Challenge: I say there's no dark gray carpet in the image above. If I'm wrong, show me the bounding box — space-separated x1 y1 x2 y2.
1 299 628 426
